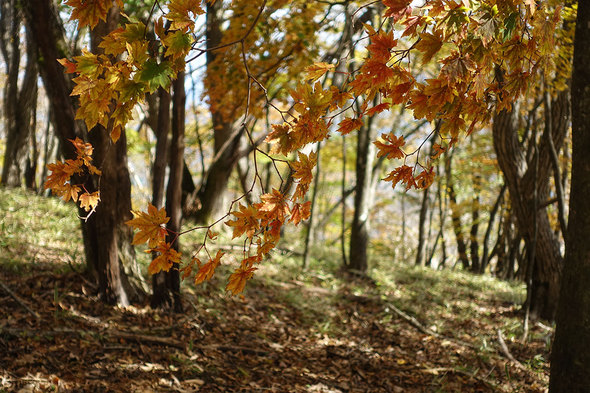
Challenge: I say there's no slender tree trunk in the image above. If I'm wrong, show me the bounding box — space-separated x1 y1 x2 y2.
445 152 470 270
469 174 481 272
415 186 429 266
302 143 322 270
348 121 375 273
188 1 243 224
1 1 38 188
160 72 185 312
550 4 590 389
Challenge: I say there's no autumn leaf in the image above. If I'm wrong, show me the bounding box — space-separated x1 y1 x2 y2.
290 201 312 226
125 204 170 248
366 103 391 117
65 0 117 29
167 0 205 31
416 30 444 65
225 204 260 239
374 133 406 160
367 31 397 61
194 250 224 285
337 117 363 135
259 189 290 223
383 165 415 190
226 263 257 295
304 62 335 82
291 151 317 187
79 191 100 212
415 167 436 189
383 0 412 20
431 143 446 159
148 242 181 275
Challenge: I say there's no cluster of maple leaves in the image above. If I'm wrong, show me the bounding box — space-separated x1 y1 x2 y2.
45 0 566 294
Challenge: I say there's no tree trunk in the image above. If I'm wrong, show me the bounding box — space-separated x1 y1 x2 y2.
492 88 568 321
469 174 481 272
415 186 429 266
445 152 470 270
348 120 375 273
187 1 244 224
550 4 590 390
24 0 146 305
1 0 38 188
152 73 185 312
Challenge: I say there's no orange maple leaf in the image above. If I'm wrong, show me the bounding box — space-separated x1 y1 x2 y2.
148 242 181 275
367 31 397 61
382 0 412 20
79 191 100 212
226 263 257 295
383 165 415 190
194 250 224 285
125 204 170 248
259 189 290 223
65 0 118 29
415 167 436 189
337 117 363 135
291 151 317 187
290 201 312 226
225 203 260 239
431 143 446 159
374 133 406 160
366 103 391 117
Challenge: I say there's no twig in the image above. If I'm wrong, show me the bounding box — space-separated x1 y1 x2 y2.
109 330 185 349
0 280 40 320
497 329 527 371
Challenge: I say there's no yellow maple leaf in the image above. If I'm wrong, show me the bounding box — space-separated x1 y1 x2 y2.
416 30 443 65
304 62 335 82
225 203 260 239
79 191 100 212
125 204 170 248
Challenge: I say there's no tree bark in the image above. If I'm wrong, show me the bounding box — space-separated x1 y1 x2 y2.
445 152 470 270
152 72 185 312
24 0 146 305
1 0 38 188
492 88 568 321
550 3 590 390
348 120 375 273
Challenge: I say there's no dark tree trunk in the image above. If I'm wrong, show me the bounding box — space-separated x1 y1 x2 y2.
550 3 590 390
150 86 172 309
348 121 374 273
1 0 38 188
84 7 146 305
492 88 568 321
152 73 185 312
24 0 146 305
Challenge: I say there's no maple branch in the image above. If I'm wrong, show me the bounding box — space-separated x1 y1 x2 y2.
186 0 268 63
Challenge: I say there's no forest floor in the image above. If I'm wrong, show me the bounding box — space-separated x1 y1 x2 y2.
0 189 551 393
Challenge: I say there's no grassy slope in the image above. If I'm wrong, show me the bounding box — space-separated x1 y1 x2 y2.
0 188 550 392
